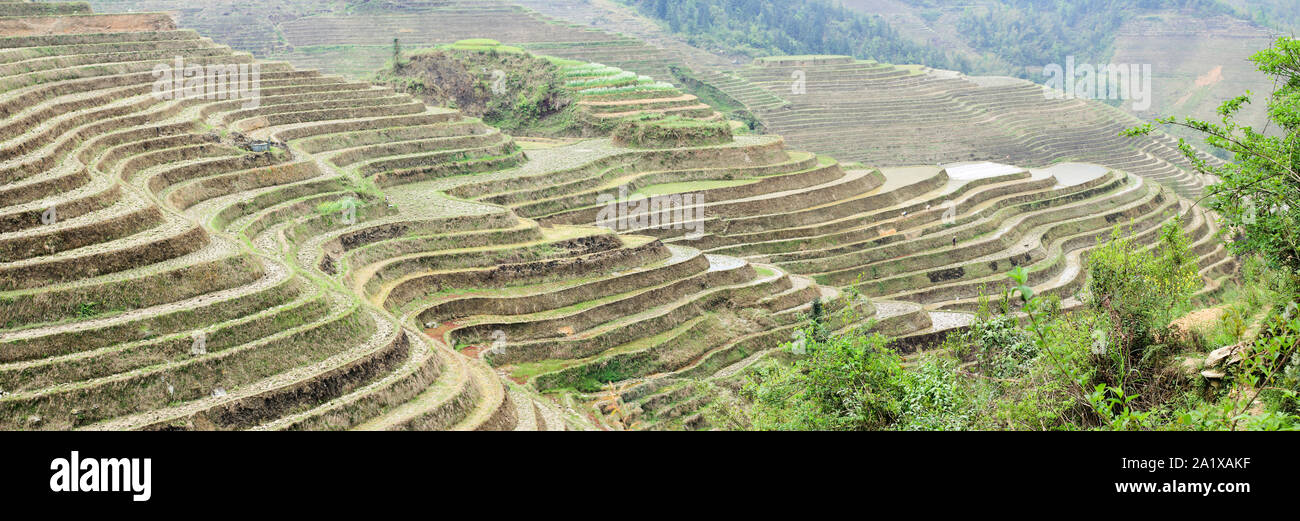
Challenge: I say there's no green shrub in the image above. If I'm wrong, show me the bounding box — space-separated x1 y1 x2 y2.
896 357 976 431
743 326 904 431
1085 220 1198 355
962 313 1038 379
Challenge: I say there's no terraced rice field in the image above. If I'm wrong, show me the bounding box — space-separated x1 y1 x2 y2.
85 0 331 58
86 0 695 83
512 0 736 73
0 3 1237 431
555 59 720 123
0 2 867 431
708 55 1224 201
476 144 1235 427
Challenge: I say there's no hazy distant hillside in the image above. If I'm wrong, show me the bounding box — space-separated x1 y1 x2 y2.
609 1 1280 125
616 0 959 69
1221 0 1300 34
840 1 1284 137
1112 10 1278 138
87 0 700 81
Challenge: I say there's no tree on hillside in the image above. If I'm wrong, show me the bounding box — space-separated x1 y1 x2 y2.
1126 37 1300 279
392 38 403 72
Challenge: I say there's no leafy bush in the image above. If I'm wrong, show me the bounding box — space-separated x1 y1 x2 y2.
743 326 905 431
961 312 1039 379
375 44 576 135
1126 37 1300 279
896 357 975 430
1086 220 1198 354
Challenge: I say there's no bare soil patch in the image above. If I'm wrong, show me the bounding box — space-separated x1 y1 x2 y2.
0 13 175 36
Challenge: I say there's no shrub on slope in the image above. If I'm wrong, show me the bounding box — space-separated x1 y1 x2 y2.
374 41 576 135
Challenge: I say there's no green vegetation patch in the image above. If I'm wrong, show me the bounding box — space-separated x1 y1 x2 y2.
445 39 526 54
611 114 733 149
376 42 577 136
